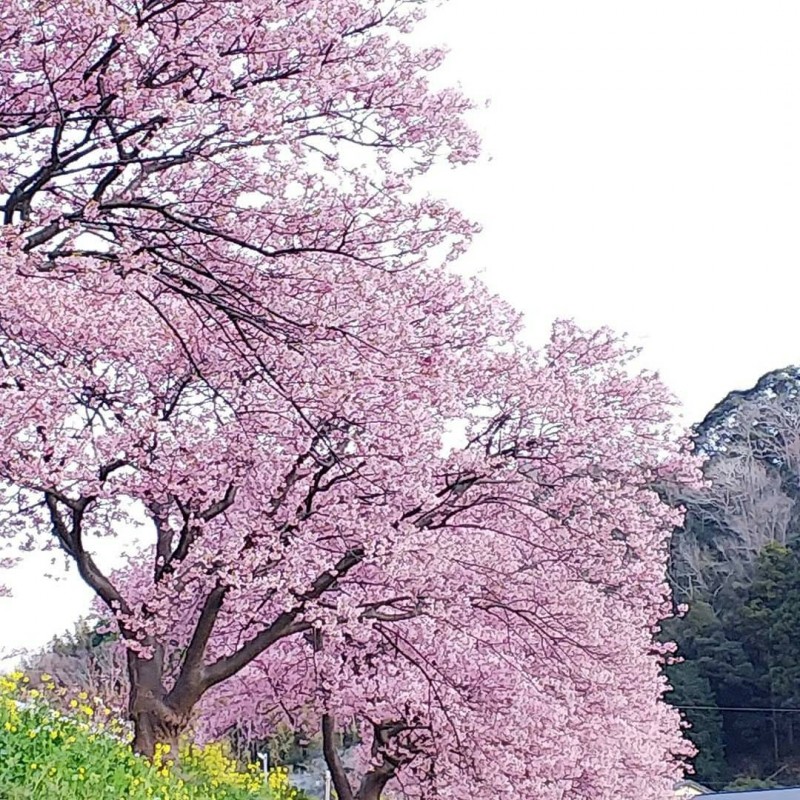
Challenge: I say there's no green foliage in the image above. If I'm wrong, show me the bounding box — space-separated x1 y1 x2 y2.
667 544 800 787
741 544 800 707
0 671 309 800
665 658 726 785
723 776 781 792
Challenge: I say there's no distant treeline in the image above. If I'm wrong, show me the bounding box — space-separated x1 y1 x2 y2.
666 367 800 790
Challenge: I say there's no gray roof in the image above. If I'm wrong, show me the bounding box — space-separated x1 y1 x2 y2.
676 780 712 794
710 790 800 799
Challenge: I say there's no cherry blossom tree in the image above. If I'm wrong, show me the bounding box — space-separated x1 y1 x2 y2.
1 1 699 797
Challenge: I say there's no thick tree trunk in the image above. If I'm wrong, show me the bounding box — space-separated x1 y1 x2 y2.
356 781 386 800
127 650 190 761
132 707 182 759
355 769 395 800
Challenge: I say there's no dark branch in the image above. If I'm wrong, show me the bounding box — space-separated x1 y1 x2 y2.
168 583 228 708
44 492 130 618
322 713 355 800
201 547 365 690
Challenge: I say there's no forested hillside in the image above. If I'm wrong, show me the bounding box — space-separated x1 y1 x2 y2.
666 367 800 789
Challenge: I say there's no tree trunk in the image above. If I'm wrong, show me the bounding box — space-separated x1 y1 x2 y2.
772 707 780 764
127 650 189 761
355 768 397 800
132 707 182 760
356 781 386 800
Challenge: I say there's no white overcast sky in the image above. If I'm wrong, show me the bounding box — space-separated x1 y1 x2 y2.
3 0 800 662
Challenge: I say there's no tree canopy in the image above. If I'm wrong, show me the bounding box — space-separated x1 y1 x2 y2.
1 2 699 798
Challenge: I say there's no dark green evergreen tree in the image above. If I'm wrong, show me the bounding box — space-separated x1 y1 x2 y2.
665 656 726 785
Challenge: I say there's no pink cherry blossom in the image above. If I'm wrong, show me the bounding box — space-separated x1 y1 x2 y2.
0 2 699 797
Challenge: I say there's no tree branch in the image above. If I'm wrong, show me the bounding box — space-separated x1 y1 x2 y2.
201 547 365 690
199 484 237 522
159 484 238 578
168 582 228 709
44 492 131 617
322 713 355 800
